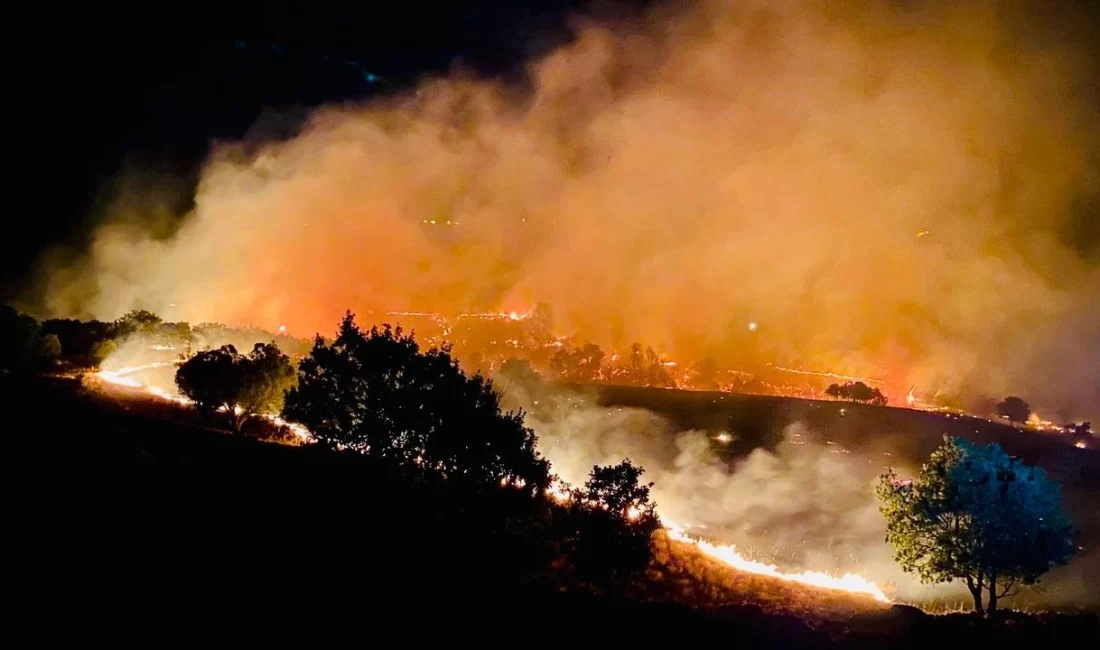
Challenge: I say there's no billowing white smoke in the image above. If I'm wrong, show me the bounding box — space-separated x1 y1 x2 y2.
513 383 977 604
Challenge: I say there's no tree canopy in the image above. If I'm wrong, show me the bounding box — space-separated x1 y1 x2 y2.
825 381 888 405
283 312 551 495
175 342 296 432
561 460 661 591
996 396 1031 424
0 304 65 372
877 436 1075 613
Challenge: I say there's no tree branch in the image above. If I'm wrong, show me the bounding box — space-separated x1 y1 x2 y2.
996 578 1018 598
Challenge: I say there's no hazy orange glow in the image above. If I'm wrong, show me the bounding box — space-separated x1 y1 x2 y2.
35 0 1099 423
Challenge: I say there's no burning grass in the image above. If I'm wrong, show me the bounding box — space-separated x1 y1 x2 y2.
647 534 886 621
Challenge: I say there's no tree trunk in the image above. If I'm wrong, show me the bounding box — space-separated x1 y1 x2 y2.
969 586 983 613
987 570 998 614
968 572 984 613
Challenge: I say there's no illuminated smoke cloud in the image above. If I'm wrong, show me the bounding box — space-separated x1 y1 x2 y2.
33 0 1100 421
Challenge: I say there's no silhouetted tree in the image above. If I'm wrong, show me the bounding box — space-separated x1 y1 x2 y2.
283 312 551 495
877 436 1075 613
158 321 193 348
175 345 244 420
996 397 1031 424
643 346 674 387
112 310 163 337
692 357 720 390
90 339 119 365
40 318 114 366
236 343 297 426
529 302 554 342
498 357 541 384
38 334 62 363
0 304 41 372
628 343 645 383
826 381 887 405
1066 422 1092 443
563 460 661 592
550 343 605 383
175 342 296 432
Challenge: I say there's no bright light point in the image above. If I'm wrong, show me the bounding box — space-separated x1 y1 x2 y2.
748 321 758 331
716 432 733 444
508 311 520 320
278 324 288 334
1076 440 1088 449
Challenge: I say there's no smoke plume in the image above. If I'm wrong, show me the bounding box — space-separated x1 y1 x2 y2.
32 0 1100 420
510 383 1097 608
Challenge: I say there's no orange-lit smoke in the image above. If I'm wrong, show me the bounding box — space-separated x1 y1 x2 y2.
34 0 1100 421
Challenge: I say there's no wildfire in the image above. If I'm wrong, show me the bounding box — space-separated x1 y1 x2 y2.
1026 413 1062 433
96 362 180 388
93 364 311 441
665 525 891 603
770 365 883 385
538 479 890 603
99 366 889 604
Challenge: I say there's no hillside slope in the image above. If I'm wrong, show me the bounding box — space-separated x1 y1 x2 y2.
11 372 1098 645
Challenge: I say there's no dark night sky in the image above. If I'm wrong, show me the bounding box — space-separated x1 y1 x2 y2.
6 1 653 298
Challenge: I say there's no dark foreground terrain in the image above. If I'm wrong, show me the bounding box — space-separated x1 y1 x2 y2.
12 373 1098 646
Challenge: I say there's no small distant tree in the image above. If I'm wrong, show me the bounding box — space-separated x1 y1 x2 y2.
549 343 605 383
563 460 661 592
826 381 887 405
498 357 541 384
627 343 645 384
691 356 720 390
40 318 114 366
158 322 193 348
1066 422 1092 443
112 310 163 337
90 339 119 365
236 343 297 426
877 436 1075 613
175 345 244 421
847 381 875 402
996 397 1031 424
38 334 62 362
1 305 36 369
175 342 296 432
